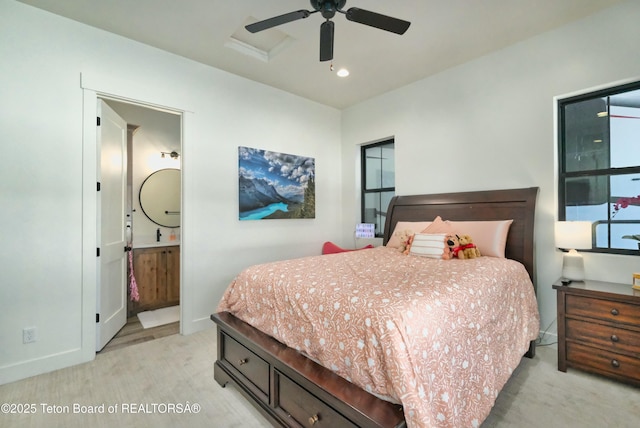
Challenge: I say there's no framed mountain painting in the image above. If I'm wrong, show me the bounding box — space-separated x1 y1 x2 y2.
238 146 315 220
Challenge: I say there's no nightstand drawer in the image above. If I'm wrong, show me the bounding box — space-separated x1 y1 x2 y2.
566 294 640 325
567 342 640 382
566 318 640 357
222 333 270 397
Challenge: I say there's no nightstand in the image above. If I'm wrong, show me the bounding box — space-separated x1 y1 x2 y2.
553 279 640 386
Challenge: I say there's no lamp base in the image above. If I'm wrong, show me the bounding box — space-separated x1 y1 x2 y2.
562 250 585 281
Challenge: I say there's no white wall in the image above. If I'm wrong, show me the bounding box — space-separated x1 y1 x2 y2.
341 0 640 339
0 0 341 384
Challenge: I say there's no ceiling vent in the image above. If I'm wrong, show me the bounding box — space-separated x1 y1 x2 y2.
225 17 295 62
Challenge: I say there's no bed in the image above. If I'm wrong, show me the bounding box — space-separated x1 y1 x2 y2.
211 187 539 428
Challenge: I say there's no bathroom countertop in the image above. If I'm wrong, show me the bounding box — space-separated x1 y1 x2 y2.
133 241 180 249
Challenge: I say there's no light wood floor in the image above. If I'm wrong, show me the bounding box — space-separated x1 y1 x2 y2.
99 316 179 354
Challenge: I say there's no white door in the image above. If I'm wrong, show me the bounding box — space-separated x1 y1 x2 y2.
96 100 128 351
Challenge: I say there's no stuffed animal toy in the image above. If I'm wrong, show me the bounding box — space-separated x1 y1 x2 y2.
394 229 415 254
446 234 458 253
402 233 415 255
441 234 457 260
453 234 481 259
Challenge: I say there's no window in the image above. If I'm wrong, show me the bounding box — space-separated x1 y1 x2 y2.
361 139 395 237
558 81 640 254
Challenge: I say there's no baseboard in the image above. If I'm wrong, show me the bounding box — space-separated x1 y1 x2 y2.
182 315 214 335
0 347 92 385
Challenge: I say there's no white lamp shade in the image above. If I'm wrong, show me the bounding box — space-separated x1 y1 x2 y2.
555 221 592 250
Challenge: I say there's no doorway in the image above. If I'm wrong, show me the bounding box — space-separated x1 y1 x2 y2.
98 98 182 352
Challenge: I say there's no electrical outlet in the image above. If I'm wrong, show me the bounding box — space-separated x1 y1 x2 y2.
23 327 37 344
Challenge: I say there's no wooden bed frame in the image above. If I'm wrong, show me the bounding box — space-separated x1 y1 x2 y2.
212 186 539 428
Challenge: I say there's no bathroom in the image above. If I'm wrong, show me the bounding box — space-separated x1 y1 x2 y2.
101 99 182 351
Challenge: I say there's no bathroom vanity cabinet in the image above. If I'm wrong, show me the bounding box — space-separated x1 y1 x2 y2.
130 245 180 315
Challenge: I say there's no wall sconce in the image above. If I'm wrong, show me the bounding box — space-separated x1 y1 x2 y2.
555 221 592 281
161 151 180 159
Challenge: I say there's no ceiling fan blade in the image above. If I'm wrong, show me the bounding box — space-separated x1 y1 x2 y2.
319 20 334 62
345 7 411 35
245 10 310 33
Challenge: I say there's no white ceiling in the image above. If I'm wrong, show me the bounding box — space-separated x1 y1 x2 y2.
18 0 624 109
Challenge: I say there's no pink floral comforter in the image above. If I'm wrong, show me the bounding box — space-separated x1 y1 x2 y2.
217 246 540 428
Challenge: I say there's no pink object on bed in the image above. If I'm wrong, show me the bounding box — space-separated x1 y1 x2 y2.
321 241 374 254
218 246 539 428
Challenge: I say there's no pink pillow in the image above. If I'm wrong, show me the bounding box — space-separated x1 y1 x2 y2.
322 241 373 255
421 216 456 234
386 221 432 248
449 220 513 258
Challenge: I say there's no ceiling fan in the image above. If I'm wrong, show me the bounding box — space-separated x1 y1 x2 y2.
245 0 411 62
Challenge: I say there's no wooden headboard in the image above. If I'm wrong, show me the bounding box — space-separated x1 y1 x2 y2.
383 187 539 286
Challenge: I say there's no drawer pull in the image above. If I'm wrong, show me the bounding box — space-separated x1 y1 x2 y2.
610 334 619 343
238 358 248 366
610 308 619 316
611 359 620 368
309 414 319 425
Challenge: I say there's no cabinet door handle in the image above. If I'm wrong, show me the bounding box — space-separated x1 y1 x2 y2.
308 414 319 425
238 358 248 366
610 308 619 316
611 359 620 368
610 334 619 343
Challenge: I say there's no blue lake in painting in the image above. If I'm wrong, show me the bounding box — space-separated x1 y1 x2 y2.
240 202 289 220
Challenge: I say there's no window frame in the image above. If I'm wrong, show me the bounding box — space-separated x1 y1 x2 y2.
361 139 395 238
558 80 640 255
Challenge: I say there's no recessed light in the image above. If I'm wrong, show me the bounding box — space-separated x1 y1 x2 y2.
336 68 349 77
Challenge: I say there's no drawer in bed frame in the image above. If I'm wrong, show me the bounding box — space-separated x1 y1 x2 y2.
212 311 406 428
220 332 270 403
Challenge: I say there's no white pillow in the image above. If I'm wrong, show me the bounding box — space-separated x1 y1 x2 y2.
409 233 450 259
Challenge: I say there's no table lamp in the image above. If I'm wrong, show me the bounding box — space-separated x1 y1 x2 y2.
555 221 592 281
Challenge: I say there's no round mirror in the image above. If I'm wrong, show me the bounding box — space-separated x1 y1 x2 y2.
139 168 181 228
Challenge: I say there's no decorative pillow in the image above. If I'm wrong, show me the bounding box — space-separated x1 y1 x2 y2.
322 241 373 254
449 220 513 258
322 241 374 255
386 221 432 248
421 216 456 234
409 233 452 259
